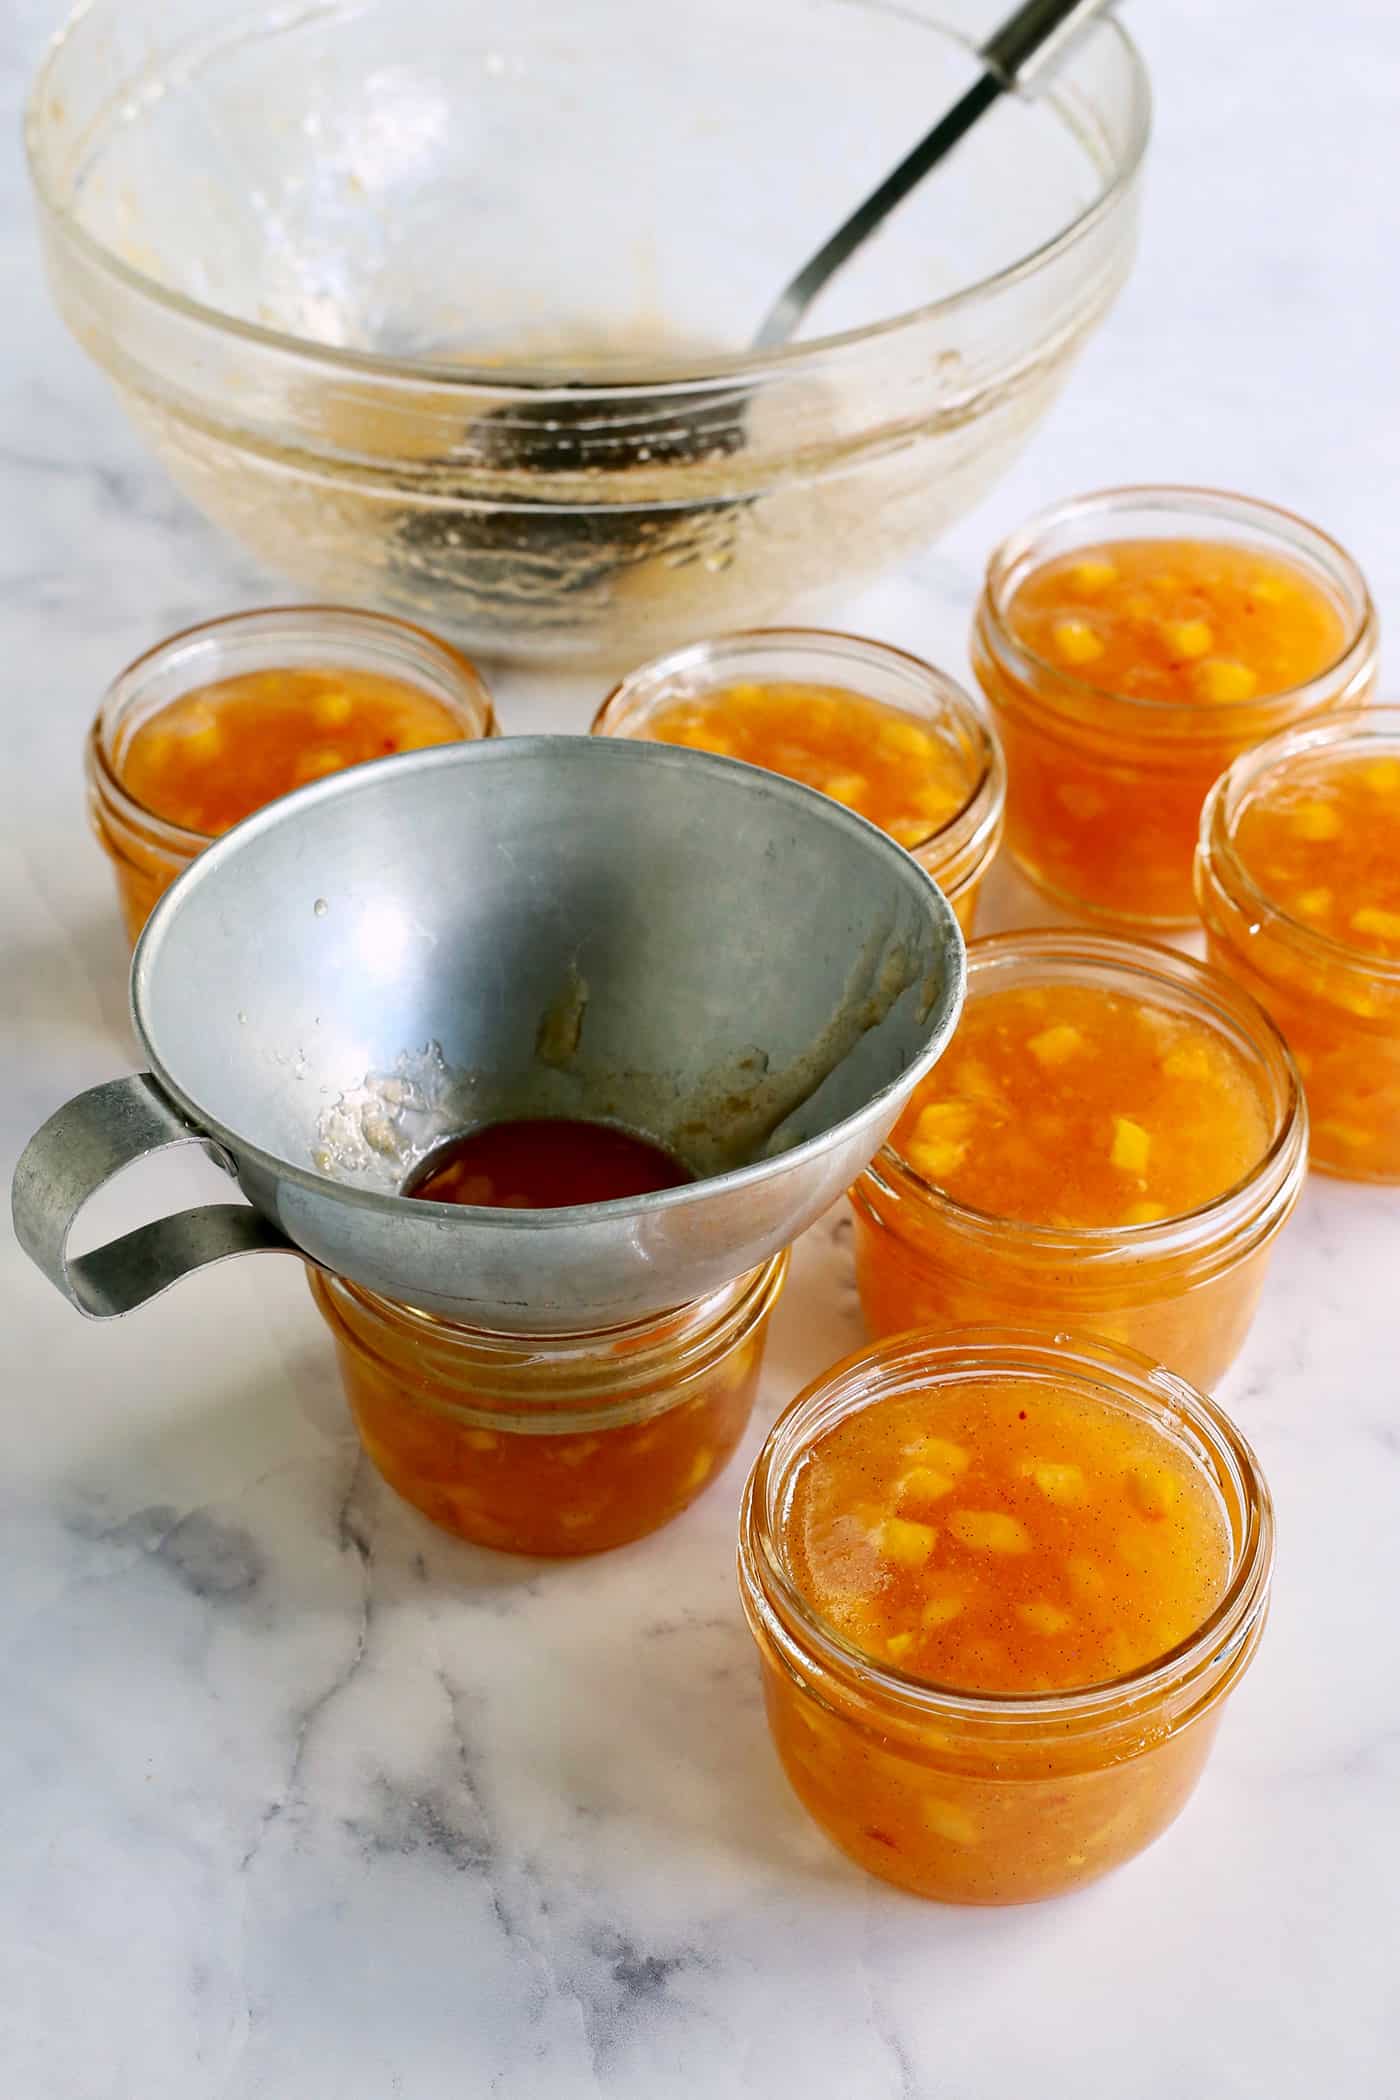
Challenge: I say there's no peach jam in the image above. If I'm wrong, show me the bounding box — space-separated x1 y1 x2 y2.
739 1330 1273 1906
849 933 1307 1390
88 607 496 943
1197 708 1400 1181
594 630 1005 933
309 1252 787 1557
407 1117 691 1207
972 489 1376 927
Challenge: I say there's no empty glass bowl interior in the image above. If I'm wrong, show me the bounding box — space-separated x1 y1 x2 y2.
27 0 1149 663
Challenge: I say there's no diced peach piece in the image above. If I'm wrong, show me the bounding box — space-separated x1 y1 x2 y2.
313 688 355 728
903 1436 971 1477
294 747 346 783
1051 618 1105 666
464 1428 499 1452
888 817 932 848
823 771 868 806
875 1516 939 1566
1362 758 1400 794
1195 659 1259 703
683 1447 715 1492
1351 906 1400 942
1110 1116 1152 1174
1161 617 1213 659
1070 558 1118 592
947 1510 1032 1555
897 1466 957 1505
920 1593 967 1629
1125 1462 1179 1519
1315 1120 1374 1151
1161 1041 1212 1081
1057 783 1107 821
1065 1553 1107 1599
1291 800 1342 842
1015 1601 1073 1636
1297 888 1333 918
1018 1459 1087 1506
906 1100 976 1182
878 718 936 759
922 1798 979 1845
885 1631 916 1661
1028 1023 1085 1067
914 783 963 822
558 1437 602 1468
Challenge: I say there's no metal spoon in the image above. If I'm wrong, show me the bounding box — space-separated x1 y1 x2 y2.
755 0 1125 352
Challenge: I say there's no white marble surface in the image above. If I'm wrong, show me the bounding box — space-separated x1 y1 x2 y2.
3 2 1400 2094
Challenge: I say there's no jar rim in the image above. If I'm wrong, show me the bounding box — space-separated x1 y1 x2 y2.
1199 704 1400 987
860 928 1307 1260
592 624 1006 866
89 603 498 851
739 1324 1274 1733
978 484 1377 731
311 1248 789 1428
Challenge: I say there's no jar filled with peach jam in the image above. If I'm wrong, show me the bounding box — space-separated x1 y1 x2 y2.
738 1329 1274 1906
593 630 1006 934
971 488 1376 927
87 606 497 944
308 1252 788 1557
1197 707 1400 1182
849 933 1307 1391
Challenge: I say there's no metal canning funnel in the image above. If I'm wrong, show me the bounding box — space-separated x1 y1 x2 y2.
14 737 964 1332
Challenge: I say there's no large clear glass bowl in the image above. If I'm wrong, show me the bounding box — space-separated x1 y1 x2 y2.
26 0 1149 665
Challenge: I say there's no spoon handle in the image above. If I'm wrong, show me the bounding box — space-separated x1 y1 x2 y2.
753 0 1122 351
982 0 1123 94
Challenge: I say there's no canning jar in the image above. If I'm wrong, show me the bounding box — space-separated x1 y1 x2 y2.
738 1327 1274 1905
971 487 1376 927
1197 706 1400 1181
87 604 497 944
849 932 1307 1390
593 629 1005 934
309 1252 788 1556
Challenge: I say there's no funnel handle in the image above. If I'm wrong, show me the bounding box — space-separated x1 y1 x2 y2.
11 1073 296 1319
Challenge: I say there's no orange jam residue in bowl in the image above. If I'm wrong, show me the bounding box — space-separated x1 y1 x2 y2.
1007 538 1346 707
788 1375 1231 1696
120 664 469 836
891 980 1270 1229
407 1117 691 1208
647 680 979 852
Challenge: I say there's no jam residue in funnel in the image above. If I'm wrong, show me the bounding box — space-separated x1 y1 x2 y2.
406 1118 692 1209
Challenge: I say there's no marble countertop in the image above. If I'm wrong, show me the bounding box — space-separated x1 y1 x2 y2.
3 1 1398 2094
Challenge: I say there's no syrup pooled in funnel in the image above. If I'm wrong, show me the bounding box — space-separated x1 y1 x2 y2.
407 1117 691 1209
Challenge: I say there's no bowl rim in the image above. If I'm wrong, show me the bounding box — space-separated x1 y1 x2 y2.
130 733 968 1226
25 1 1150 393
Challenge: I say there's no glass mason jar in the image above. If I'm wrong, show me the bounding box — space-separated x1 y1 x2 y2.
87 605 498 945
849 932 1308 1391
1197 706 1400 1182
593 629 1006 935
309 1251 788 1556
738 1327 1274 1906
971 487 1377 927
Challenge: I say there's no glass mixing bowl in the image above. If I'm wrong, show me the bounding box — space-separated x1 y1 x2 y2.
26 0 1149 665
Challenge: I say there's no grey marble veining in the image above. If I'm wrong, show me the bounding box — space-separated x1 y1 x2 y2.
3 0 1399 2094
